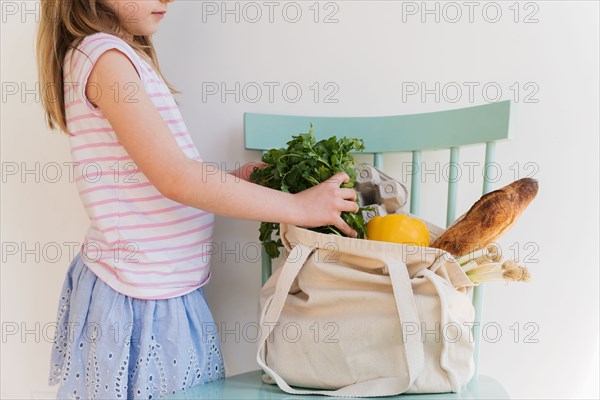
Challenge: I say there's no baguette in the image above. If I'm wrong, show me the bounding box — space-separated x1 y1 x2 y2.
431 178 539 257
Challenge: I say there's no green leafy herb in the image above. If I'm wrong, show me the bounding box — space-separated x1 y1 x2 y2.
250 123 369 259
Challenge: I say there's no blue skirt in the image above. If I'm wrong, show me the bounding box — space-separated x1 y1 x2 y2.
48 251 226 399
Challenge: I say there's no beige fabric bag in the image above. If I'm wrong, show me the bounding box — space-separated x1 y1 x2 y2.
257 223 476 397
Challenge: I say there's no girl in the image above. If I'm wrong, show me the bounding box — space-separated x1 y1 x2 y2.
36 0 359 398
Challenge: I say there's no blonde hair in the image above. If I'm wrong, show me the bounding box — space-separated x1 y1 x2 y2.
36 0 178 136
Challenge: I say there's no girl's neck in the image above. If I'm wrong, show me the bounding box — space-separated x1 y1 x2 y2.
122 31 134 42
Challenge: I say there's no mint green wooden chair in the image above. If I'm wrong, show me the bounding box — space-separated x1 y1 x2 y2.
167 101 512 399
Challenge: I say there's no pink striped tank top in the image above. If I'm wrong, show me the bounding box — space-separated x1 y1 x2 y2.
63 32 214 299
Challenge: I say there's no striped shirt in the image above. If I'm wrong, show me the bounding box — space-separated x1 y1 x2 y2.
63 32 214 299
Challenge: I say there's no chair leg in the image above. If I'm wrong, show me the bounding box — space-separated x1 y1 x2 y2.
471 283 485 382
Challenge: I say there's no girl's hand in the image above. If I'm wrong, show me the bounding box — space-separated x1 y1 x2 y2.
293 171 360 238
230 162 267 182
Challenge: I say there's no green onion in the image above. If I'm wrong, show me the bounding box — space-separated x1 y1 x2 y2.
465 260 531 284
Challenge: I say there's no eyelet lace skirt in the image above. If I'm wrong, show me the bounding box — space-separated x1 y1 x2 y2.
48 251 226 399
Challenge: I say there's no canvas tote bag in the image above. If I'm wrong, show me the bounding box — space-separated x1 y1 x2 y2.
256 222 476 397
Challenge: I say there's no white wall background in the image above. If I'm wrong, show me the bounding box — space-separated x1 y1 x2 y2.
1 1 598 398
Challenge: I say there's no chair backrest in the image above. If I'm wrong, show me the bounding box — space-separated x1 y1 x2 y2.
244 100 512 381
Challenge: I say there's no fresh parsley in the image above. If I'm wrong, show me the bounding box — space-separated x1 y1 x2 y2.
249 123 369 259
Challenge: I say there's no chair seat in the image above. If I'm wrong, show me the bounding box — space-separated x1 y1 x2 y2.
165 370 510 399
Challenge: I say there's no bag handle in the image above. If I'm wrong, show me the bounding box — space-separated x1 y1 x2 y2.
256 244 425 397
416 269 463 392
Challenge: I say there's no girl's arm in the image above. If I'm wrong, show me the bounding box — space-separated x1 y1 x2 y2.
87 49 359 237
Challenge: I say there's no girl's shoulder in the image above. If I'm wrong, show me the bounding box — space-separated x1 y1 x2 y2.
74 32 138 59
65 32 147 81
64 32 151 110
79 32 129 46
